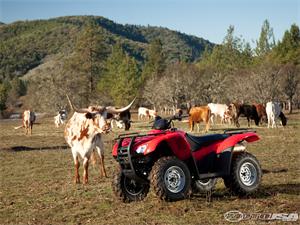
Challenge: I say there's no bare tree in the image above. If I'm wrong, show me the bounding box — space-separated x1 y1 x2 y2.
281 64 300 113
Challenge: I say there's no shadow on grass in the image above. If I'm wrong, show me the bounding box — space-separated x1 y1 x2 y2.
262 168 288 174
4 145 69 151
256 183 300 197
192 183 299 202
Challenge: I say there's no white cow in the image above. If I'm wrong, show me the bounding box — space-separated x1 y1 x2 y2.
207 103 230 124
148 109 158 119
14 110 36 135
266 101 287 128
138 107 150 120
54 110 67 127
64 96 135 184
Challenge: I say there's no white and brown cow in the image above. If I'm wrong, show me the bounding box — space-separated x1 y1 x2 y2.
207 103 229 124
14 110 36 135
64 96 135 184
138 107 150 120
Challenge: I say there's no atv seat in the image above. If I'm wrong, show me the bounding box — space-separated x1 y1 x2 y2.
186 133 229 152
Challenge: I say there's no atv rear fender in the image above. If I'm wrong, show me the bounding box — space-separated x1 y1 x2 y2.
216 132 259 154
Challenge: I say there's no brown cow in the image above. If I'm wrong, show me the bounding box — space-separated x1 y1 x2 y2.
188 106 211 132
254 103 267 125
228 103 260 127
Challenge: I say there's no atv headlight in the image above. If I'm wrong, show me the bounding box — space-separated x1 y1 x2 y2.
136 145 147 154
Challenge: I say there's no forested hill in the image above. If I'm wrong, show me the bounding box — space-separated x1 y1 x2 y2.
1 16 297 115
0 15 214 81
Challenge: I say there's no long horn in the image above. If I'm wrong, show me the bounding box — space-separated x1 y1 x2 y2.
107 97 136 114
66 94 75 111
66 94 91 113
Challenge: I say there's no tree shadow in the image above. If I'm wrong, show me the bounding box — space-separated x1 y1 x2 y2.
4 145 69 152
262 168 288 174
191 182 299 202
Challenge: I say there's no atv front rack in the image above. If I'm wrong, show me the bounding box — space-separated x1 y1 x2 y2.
115 131 166 140
115 131 168 183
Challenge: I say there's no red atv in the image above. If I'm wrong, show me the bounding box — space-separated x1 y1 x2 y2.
112 116 262 202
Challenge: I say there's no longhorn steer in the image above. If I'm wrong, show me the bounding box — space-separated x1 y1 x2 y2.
109 109 132 131
64 96 135 184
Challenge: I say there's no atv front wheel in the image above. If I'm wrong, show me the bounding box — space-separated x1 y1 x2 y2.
112 167 150 202
150 156 191 201
193 178 217 192
227 152 262 195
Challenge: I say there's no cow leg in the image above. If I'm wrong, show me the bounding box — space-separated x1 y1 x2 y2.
73 155 80 184
205 122 210 133
96 145 108 178
247 118 250 127
273 119 277 128
210 114 214 125
197 123 200 133
83 157 89 184
99 153 108 178
235 119 240 128
189 120 194 132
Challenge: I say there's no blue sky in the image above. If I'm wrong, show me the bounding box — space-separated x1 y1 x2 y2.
0 0 299 45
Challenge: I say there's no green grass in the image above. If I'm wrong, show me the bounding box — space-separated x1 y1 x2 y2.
0 112 299 225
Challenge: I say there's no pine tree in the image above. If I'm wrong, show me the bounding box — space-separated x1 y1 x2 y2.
141 38 165 81
64 21 109 105
274 24 300 64
255 20 275 57
97 43 140 105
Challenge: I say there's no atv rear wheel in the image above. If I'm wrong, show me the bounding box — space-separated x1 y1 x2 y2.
226 152 262 195
112 167 150 202
150 156 191 201
193 178 217 192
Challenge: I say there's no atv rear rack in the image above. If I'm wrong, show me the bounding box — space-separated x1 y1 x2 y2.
224 128 256 135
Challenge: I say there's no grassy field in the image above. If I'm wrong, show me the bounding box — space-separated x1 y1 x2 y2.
0 111 299 225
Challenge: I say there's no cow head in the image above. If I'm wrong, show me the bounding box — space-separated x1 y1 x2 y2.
66 95 135 134
279 112 287 126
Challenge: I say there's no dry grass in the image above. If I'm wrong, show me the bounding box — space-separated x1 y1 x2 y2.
0 112 299 225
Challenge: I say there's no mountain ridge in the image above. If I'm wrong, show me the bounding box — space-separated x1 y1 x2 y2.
0 15 214 81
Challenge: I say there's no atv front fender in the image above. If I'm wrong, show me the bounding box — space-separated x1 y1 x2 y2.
144 131 191 160
216 132 259 154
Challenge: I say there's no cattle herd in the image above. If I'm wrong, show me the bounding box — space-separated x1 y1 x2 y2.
13 99 287 184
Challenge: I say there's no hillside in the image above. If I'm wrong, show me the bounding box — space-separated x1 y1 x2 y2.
0 16 214 81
